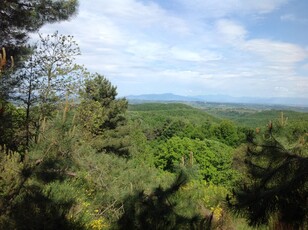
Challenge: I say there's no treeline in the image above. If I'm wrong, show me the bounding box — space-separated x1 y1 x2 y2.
1 1 307 229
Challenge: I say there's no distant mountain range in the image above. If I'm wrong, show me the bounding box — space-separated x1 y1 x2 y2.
126 93 308 107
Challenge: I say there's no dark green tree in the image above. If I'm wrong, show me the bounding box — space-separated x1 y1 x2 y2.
0 114 84 229
228 129 308 229
0 0 78 67
78 74 130 156
79 73 128 131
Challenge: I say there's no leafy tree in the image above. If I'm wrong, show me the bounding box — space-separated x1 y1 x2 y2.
155 137 236 186
228 130 308 229
80 74 127 129
159 119 188 140
11 32 83 149
33 32 82 117
211 120 240 146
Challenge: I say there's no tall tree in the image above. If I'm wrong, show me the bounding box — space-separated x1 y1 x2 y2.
33 32 82 118
77 74 130 156
13 32 83 148
0 0 78 102
79 74 128 131
0 1 79 151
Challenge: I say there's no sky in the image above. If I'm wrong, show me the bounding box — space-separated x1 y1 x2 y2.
38 0 308 98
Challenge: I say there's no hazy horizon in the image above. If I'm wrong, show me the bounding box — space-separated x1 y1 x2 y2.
125 93 308 107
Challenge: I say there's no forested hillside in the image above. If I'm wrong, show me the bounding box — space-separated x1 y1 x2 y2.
204 107 308 128
1 1 307 229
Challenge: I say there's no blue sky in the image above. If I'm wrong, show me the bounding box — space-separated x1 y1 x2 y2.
39 0 308 98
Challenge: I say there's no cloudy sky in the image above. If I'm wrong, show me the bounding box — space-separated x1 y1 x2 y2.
39 0 308 98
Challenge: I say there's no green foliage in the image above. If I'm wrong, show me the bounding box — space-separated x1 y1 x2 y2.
3 186 83 230
228 132 308 229
82 74 117 106
77 74 130 156
0 149 25 212
0 146 84 229
176 179 235 229
128 103 248 147
32 32 83 117
128 103 196 111
117 171 209 230
210 120 241 146
209 107 308 130
128 103 218 130
159 119 188 139
81 73 128 130
2 93 307 229
0 103 26 151
77 100 107 134
0 0 78 68
1 32 84 152
154 136 237 186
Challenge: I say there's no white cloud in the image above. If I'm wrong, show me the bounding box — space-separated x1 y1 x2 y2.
243 39 307 64
84 0 190 34
125 41 166 60
35 0 308 99
176 0 289 17
215 19 247 44
170 47 221 62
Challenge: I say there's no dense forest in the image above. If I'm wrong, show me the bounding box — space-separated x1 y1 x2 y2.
0 1 307 229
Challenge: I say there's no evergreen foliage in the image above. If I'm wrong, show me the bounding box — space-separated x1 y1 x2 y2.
0 103 25 151
228 129 308 229
77 74 130 156
0 145 83 229
0 0 78 68
81 73 128 130
117 171 209 230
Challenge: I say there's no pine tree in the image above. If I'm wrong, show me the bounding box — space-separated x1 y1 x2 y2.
0 0 78 68
8 32 84 150
77 74 130 156
228 127 308 229
0 1 79 151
